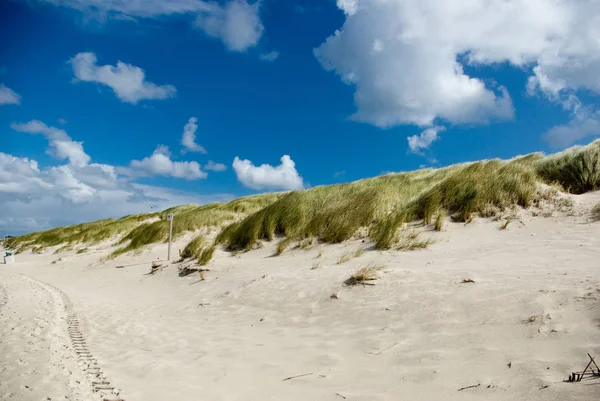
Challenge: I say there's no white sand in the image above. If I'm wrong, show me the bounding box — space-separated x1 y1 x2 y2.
1 192 600 401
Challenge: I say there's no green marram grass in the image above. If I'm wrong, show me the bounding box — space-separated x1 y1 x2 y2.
6 213 159 254
110 193 281 257
6 193 281 257
179 235 205 261
8 140 600 259
217 140 600 251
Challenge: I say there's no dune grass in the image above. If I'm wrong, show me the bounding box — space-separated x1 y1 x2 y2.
535 140 600 194
345 264 384 286
198 245 216 266
8 140 600 261
219 156 541 251
337 248 365 265
6 213 159 254
106 194 280 257
434 211 445 231
276 237 293 255
179 235 205 261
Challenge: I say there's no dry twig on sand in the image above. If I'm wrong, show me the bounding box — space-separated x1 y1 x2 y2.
283 372 313 381
458 383 480 391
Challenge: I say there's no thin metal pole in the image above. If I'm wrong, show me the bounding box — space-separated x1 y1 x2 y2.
168 216 173 261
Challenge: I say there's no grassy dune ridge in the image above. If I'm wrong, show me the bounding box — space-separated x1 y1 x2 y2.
6 140 600 261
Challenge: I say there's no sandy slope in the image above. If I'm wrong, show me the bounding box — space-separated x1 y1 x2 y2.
1 192 600 401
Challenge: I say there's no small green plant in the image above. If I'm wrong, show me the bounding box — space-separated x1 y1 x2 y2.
395 231 431 251
337 253 351 265
76 247 88 254
336 248 365 265
500 218 511 230
345 264 384 286
317 249 324 258
276 238 292 255
434 211 445 231
396 238 431 251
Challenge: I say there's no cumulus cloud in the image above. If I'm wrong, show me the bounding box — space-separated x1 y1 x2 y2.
195 0 263 52
0 152 232 235
11 120 91 166
70 52 176 104
2 118 230 235
127 145 207 180
315 0 600 147
0 84 21 105
408 126 445 155
260 51 280 62
181 117 207 153
204 160 227 172
232 155 304 191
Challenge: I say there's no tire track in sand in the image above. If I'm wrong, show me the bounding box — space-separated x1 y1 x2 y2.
6 274 125 401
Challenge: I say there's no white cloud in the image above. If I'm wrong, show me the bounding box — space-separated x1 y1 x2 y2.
233 155 304 191
11 120 91 167
408 126 445 155
195 0 263 52
260 51 280 62
70 52 176 104
544 104 600 148
2 117 231 236
181 117 207 153
0 84 21 105
204 160 227 172
127 145 207 180
39 0 216 18
0 152 233 235
36 1 265 52
336 0 358 16
315 0 600 138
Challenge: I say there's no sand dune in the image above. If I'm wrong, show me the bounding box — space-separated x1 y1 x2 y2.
1 192 600 401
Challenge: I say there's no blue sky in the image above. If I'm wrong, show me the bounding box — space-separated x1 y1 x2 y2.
2 0 600 235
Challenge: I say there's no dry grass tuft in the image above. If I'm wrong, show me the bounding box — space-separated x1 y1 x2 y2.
276 238 292 255
336 248 365 265
344 264 384 286
311 262 321 270
297 238 316 250
500 218 511 230
461 278 475 283
434 211 445 231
